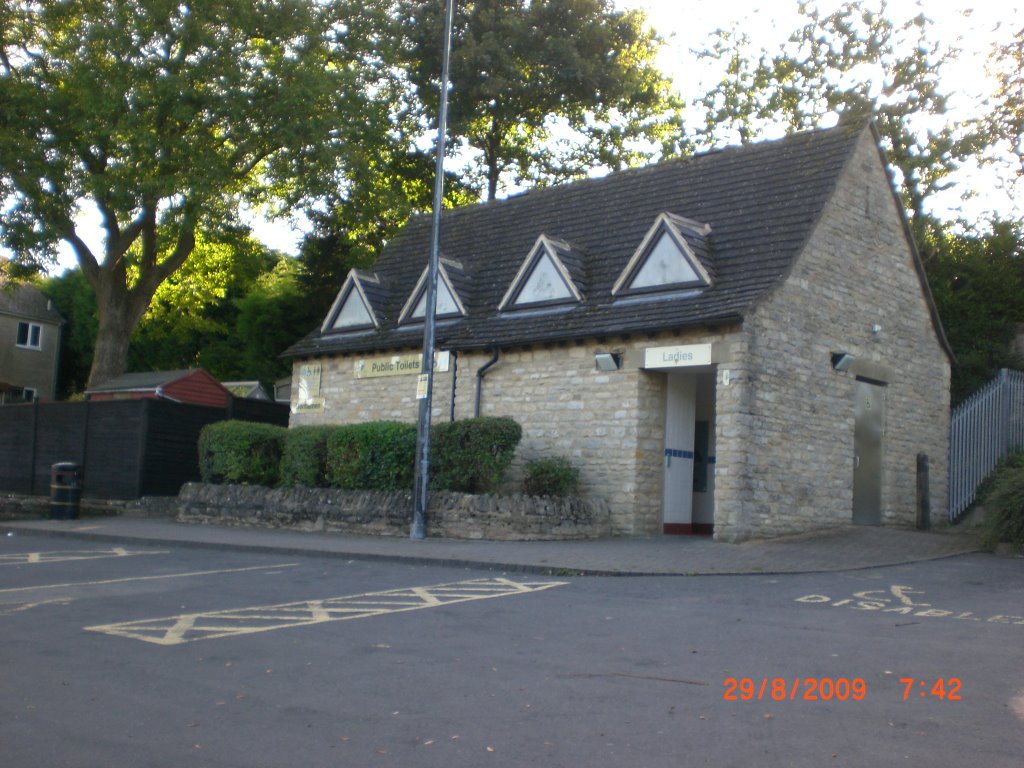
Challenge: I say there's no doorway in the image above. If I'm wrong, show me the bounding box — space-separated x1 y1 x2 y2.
852 378 885 525
662 372 715 534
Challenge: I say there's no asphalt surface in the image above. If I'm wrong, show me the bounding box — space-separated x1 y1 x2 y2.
0 513 985 575
1 531 1021 767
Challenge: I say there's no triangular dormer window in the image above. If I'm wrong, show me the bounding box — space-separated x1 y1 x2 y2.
398 259 467 325
612 213 712 296
321 270 382 332
499 235 583 311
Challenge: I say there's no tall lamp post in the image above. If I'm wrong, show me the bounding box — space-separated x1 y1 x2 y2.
411 0 457 540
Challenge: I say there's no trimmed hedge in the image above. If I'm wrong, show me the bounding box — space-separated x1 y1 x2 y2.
198 420 287 486
430 416 522 493
523 456 580 497
325 421 418 491
279 426 332 488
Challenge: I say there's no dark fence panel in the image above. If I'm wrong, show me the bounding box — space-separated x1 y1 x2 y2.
0 396 289 499
228 397 289 426
32 403 89 495
0 405 36 494
141 401 227 496
83 400 146 499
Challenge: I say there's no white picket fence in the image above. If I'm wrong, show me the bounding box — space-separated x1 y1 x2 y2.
948 368 1024 521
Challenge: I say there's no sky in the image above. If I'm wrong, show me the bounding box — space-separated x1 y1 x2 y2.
38 0 1024 269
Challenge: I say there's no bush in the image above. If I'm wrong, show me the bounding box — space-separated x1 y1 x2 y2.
980 452 1024 551
325 422 417 491
430 416 522 493
278 426 332 488
523 456 580 497
198 420 287 486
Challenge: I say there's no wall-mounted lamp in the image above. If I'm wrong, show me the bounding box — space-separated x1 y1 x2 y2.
595 352 622 371
871 324 882 335
831 352 855 372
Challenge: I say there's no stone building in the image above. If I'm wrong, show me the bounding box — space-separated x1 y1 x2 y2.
0 282 64 402
284 123 952 541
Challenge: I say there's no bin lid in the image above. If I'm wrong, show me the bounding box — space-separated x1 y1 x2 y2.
52 461 81 471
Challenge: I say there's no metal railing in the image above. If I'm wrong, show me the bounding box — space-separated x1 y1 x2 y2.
949 369 1024 521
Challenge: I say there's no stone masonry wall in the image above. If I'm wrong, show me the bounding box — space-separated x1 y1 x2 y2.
176 482 611 540
716 129 951 541
291 327 741 536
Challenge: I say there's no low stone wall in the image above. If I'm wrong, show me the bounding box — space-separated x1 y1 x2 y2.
176 482 612 540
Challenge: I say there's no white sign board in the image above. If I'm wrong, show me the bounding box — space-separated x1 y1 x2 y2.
643 343 713 370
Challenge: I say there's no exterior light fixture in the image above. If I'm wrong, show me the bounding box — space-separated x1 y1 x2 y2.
831 352 854 372
595 352 622 371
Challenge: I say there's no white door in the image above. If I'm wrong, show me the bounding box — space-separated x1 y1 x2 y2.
662 373 696 532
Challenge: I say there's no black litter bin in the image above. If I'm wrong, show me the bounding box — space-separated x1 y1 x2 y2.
50 462 82 520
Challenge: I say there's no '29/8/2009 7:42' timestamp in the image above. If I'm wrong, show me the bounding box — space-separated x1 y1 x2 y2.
723 677 962 702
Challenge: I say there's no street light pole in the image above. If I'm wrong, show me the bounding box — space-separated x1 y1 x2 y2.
411 0 457 540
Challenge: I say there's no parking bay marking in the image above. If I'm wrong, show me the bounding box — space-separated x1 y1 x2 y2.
85 577 570 646
0 563 301 595
0 547 170 566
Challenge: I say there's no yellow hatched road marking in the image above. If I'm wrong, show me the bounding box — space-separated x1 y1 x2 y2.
0 548 169 566
85 577 569 646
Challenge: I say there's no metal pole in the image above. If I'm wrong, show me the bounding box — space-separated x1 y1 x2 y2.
411 0 457 540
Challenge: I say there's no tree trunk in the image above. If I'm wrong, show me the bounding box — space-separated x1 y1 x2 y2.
86 281 136 389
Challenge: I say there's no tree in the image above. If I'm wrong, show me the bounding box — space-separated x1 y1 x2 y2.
923 221 1024 403
692 1 971 234
987 24 1024 176
403 0 682 200
0 0 394 387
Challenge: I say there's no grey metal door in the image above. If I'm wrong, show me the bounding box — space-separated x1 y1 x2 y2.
853 379 884 525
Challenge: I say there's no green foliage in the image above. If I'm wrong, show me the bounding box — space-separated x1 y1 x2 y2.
430 417 523 493
987 25 1024 175
692 1 969 231
38 269 98 397
523 456 580 497
979 453 1024 551
404 0 682 200
325 422 418 491
278 426 333 488
0 0 401 386
198 421 287 486
923 221 1024 402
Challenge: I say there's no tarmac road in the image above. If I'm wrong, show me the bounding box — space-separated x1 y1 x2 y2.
1 532 1021 767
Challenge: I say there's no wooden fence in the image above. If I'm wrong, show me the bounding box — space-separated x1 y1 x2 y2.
0 397 288 499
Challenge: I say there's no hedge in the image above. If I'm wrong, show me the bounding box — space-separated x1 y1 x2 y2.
523 456 580 497
980 452 1024 551
279 426 332 488
198 420 287 486
325 421 418 491
430 416 522 493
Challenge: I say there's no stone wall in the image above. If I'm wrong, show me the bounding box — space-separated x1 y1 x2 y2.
176 483 611 540
290 328 740 536
716 129 951 540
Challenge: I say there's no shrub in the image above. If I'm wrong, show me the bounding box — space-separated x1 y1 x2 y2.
430 416 522 493
198 420 287 486
523 456 580 497
325 421 417 491
278 426 332 488
980 452 1024 551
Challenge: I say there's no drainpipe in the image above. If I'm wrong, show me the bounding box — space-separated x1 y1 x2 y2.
449 350 458 422
474 349 500 418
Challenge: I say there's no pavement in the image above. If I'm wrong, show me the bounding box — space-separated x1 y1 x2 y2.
0 513 988 576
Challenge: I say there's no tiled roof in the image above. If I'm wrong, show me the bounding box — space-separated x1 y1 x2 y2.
86 369 196 393
0 283 65 325
285 123 866 359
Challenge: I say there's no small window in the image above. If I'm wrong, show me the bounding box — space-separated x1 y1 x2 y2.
498 235 583 311
16 322 42 350
321 270 383 333
22 387 37 402
612 213 712 296
399 259 468 324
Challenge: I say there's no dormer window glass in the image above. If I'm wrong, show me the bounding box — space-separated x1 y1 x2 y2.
613 213 712 296
499 235 583 311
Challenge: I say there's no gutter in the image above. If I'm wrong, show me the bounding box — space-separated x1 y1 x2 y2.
474 348 500 418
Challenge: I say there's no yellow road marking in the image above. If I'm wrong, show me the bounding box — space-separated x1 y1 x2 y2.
85 577 569 646
0 563 300 595
0 548 170 566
